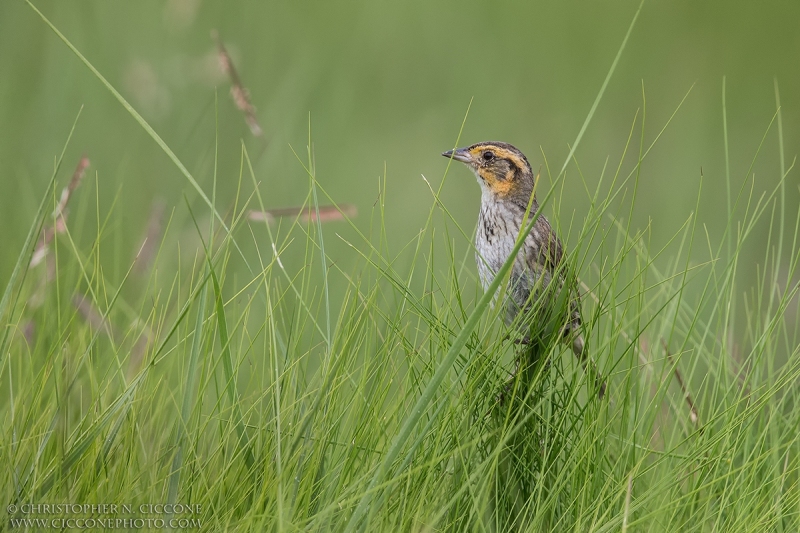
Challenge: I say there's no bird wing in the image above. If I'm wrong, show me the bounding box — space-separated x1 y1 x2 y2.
528 215 582 329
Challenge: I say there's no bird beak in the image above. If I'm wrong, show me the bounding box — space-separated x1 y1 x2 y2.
441 147 472 164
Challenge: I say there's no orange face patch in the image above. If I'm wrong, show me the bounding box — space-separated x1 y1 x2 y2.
478 167 513 196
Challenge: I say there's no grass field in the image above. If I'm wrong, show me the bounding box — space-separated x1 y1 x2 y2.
2 1 799 531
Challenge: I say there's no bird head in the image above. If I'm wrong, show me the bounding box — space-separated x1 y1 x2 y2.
442 141 535 202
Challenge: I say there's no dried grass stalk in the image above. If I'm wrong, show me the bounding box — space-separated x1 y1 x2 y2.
248 204 357 224
73 293 117 342
31 156 89 267
212 30 263 136
662 339 700 426
133 198 167 275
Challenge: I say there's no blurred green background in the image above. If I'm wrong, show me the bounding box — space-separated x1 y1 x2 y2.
1 0 797 292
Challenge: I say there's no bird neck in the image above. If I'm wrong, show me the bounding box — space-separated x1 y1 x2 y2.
481 189 539 215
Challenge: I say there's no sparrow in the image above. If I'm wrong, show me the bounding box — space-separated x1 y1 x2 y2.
443 141 605 398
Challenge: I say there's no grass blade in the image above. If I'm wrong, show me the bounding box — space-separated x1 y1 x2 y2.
167 282 209 505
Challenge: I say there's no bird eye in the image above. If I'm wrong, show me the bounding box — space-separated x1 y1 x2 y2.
482 151 494 161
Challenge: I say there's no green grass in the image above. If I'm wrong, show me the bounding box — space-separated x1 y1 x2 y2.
3 5 800 533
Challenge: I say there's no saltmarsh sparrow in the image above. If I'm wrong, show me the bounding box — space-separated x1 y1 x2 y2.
443 141 605 398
